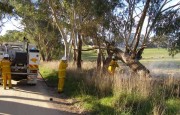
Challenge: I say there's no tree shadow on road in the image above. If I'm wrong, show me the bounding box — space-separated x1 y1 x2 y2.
0 100 76 115
14 78 62 98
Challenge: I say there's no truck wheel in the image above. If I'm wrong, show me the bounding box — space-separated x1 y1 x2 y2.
0 78 3 85
31 83 36 86
28 83 36 86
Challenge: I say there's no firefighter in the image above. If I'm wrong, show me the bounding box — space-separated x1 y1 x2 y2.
108 55 119 76
58 56 68 93
0 54 12 89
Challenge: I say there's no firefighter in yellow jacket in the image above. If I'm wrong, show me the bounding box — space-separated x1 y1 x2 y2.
0 54 12 89
108 56 119 75
58 57 68 93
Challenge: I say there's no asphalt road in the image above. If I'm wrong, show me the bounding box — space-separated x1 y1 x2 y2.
0 78 80 115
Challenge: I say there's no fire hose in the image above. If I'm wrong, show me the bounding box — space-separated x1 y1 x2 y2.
38 71 53 87
38 71 55 101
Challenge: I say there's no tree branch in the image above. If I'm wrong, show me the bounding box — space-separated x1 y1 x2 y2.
132 0 151 53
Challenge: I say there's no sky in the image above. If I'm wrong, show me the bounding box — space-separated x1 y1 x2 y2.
0 17 22 35
0 0 179 36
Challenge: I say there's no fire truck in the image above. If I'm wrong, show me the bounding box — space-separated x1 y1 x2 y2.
0 37 40 85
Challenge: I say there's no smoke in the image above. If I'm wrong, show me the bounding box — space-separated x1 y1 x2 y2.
145 61 180 78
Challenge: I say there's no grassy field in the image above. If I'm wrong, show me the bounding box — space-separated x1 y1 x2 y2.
82 47 180 62
141 48 180 64
39 48 180 115
82 48 180 76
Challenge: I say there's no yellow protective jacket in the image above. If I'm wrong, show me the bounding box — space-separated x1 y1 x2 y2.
58 60 68 78
108 60 119 74
0 59 11 74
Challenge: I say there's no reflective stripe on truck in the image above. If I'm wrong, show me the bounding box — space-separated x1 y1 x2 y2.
28 64 39 70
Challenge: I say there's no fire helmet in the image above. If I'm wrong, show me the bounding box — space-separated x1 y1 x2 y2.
4 54 9 58
61 57 67 60
112 55 115 59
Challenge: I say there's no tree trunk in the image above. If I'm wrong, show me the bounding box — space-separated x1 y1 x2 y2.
72 40 77 64
97 49 101 70
97 38 101 70
41 51 46 61
77 34 82 69
113 48 151 78
131 0 151 58
48 0 71 58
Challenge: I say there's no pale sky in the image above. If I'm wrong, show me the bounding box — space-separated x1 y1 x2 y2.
0 17 22 35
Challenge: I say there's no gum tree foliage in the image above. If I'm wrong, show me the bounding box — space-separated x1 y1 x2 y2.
154 10 180 57
0 1 14 32
70 0 119 69
46 0 119 68
0 30 26 42
9 0 63 61
46 0 72 60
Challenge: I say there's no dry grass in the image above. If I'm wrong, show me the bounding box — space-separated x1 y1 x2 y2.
40 61 180 97
40 61 180 114
40 60 59 70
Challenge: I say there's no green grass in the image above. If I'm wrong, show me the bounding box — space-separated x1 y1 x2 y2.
142 48 169 59
39 65 58 87
141 48 180 63
79 93 154 115
166 98 180 114
79 95 116 115
81 47 180 62
82 50 97 61
64 70 84 97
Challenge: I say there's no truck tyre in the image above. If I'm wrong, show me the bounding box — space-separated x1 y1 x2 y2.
0 77 3 85
28 83 36 86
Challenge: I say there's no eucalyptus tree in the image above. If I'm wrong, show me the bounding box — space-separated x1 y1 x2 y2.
154 9 180 57
46 0 94 68
0 30 26 42
9 0 62 61
46 0 72 60
106 0 180 77
63 0 104 68
60 0 119 69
